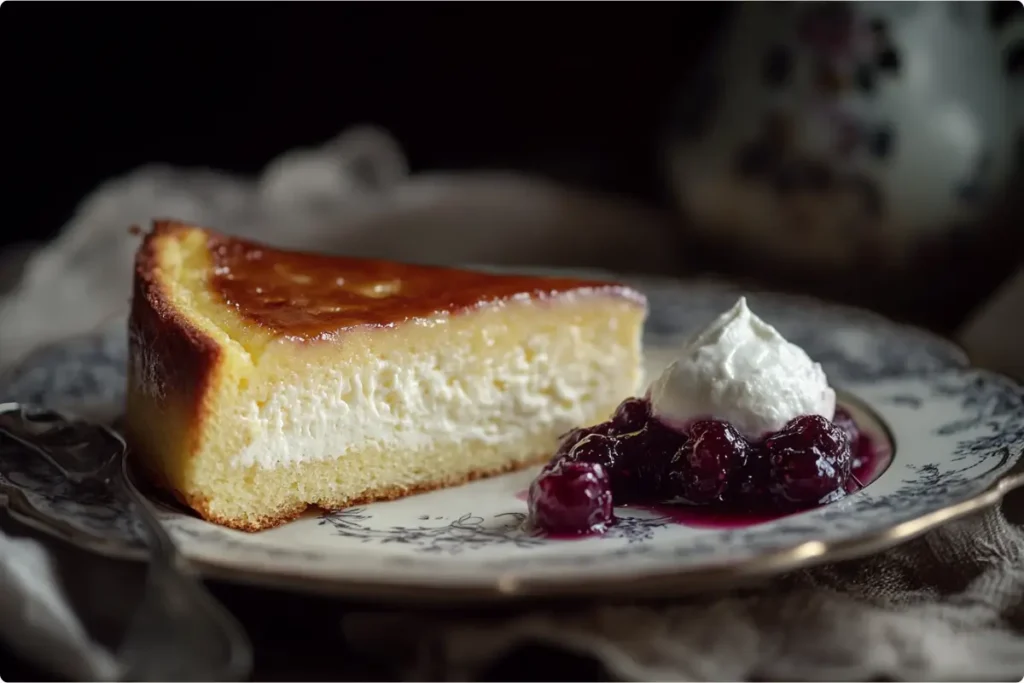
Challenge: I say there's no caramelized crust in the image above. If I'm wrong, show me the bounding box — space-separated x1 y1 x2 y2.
207 227 644 338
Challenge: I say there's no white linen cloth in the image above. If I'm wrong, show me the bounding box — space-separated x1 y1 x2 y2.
0 127 1022 682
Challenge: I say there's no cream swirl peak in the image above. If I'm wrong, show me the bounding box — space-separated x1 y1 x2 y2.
648 297 835 439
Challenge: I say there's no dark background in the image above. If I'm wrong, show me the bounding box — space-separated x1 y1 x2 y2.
1 3 1023 680
3 1 1022 333
1 2 729 251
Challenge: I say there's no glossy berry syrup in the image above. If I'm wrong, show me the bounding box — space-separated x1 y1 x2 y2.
526 400 890 536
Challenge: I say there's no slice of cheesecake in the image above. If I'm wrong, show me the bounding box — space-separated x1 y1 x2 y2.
125 221 647 531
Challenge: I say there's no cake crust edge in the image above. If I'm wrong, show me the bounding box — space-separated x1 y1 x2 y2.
128 220 225 459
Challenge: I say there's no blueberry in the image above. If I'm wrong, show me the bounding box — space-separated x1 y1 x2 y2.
831 406 861 448
611 397 651 434
668 420 750 504
764 414 852 505
563 433 619 471
724 447 775 510
553 421 616 460
528 461 614 535
553 427 590 461
614 419 687 502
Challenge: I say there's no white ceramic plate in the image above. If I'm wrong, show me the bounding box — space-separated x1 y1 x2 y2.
2 277 1023 602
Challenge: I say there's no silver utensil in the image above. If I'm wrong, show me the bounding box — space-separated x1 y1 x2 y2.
0 402 253 681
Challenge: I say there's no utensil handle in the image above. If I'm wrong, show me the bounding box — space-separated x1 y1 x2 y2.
113 454 253 682
0 402 252 680
113 453 181 563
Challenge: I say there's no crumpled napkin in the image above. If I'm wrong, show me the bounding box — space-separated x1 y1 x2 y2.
0 523 119 680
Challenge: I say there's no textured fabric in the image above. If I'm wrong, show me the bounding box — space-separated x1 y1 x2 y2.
0 527 119 681
341 499 1024 682
1 127 1023 682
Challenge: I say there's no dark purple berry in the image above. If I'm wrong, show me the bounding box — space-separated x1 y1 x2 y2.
668 420 750 504
552 422 615 462
528 461 614 535
831 406 860 447
606 431 648 502
553 427 590 460
764 414 852 505
725 447 774 510
832 407 874 473
611 397 651 434
564 433 619 471
643 419 690 462
613 419 687 502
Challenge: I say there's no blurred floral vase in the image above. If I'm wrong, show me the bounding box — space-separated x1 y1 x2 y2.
665 1 1024 279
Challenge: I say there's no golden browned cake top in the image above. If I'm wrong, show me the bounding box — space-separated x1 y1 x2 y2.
141 221 646 340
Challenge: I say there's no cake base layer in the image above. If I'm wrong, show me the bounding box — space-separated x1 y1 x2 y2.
131 434 550 531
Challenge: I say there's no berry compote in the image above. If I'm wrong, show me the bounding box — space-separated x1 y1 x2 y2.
528 460 614 536
527 397 881 536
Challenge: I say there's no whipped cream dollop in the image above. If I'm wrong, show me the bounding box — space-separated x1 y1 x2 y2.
648 297 835 439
